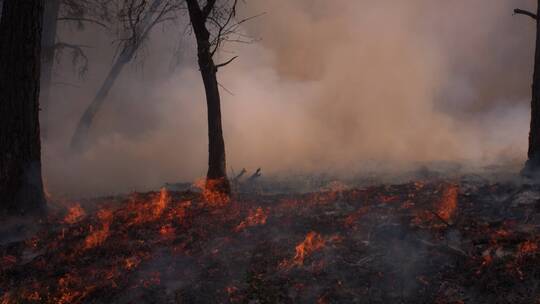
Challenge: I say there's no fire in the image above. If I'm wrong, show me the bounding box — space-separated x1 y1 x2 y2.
63 203 86 224
153 188 169 218
234 207 268 232
193 178 230 206
126 188 170 225
280 232 327 269
83 209 113 250
436 184 458 222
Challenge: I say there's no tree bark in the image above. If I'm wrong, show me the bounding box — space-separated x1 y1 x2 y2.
70 0 163 150
524 1 540 175
40 0 61 139
0 0 46 214
186 0 230 194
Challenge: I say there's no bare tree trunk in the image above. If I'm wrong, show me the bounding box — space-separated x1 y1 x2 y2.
186 0 230 195
524 1 540 175
70 46 135 149
0 0 46 214
40 0 60 139
70 0 163 150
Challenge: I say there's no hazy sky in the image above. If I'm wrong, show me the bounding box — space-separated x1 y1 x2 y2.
43 0 537 197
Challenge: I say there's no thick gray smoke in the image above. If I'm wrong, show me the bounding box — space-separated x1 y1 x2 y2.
43 0 536 197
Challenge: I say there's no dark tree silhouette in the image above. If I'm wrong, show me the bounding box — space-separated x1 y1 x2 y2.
515 4 540 175
186 0 246 195
0 0 46 214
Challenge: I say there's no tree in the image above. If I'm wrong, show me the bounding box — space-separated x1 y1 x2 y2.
70 0 179 150
185 0 245 196
0 0 46 214
41 0 112 138
515 4 540 175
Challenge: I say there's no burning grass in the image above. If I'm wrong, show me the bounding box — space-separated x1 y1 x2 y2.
1 179 540 303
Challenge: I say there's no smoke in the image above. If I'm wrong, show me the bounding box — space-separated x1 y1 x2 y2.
43 0 536 197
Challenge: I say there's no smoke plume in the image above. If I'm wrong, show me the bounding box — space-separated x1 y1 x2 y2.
43 0 536 197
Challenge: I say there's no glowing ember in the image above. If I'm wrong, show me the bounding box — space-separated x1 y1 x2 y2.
124 256 142 270
63 203 86 224
159 224 175 238
83 209 113 250
518 240 538 256
234 207 268 232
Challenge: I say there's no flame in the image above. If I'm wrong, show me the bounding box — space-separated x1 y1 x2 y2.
126 188 170 225
83 209 113 250
153 188 169 218
280 232 327 269
436 184 458 222
234 207 268 232
63 203 86 224
194 178 230 206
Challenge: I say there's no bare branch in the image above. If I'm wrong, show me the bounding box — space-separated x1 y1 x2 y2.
215 55 238 69
57 17 110 29
514 8 538 21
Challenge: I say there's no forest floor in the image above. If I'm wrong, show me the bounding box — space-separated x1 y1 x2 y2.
1 172 540 303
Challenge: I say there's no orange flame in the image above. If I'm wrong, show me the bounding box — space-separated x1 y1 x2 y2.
63 203 86 224
196 178 231 206
127 188 170 226
235 207 268 232
436 184 458 222
153 188 169 218
285 232 327 268
83 209 113 250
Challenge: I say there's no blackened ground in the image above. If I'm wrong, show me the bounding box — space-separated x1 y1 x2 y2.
1 176 540 304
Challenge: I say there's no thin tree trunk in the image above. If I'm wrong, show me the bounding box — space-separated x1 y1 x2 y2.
0 0 46 214
525 1 540 174
40 0 60 139
186 0 230 194
70 0 163 150
70 46 135 149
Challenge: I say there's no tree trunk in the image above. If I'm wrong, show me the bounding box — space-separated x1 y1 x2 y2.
70 0 163 150
525 1 540 175
0 0 46 214
186 0 231 195
40 0 60 139
199 50 230 191
70 46 135 150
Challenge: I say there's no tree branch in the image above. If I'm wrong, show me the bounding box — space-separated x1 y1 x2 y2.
215 56 238 69
514 8 538 21
57 17 110 29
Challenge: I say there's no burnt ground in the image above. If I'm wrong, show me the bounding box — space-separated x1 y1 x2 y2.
1 175 540 304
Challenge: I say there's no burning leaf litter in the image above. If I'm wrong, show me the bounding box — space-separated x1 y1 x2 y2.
1 180 540 303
